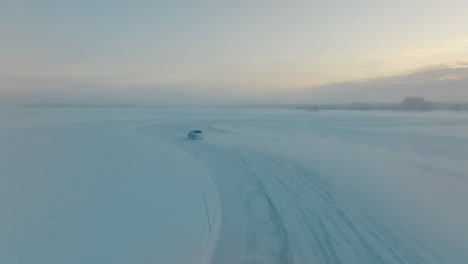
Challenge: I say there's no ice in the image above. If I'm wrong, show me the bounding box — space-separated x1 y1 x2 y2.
1 107 467 263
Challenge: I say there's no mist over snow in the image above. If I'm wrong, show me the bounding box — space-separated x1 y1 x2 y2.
0 74 267 107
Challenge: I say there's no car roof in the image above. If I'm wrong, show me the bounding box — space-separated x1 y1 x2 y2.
192 130 202 133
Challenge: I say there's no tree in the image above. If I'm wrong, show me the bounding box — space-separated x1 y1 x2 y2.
400 97 432 111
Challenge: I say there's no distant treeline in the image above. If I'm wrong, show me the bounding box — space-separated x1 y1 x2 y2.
27 103 175 108
233 97 468 112
28 103 139 108
303 97 468 112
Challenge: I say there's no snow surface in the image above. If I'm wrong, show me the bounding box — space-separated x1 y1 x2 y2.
1 107 467 263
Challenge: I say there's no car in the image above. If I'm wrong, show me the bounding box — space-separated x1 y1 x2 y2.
188 130 203 139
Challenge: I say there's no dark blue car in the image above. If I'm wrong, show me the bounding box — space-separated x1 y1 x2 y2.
188 130 203 139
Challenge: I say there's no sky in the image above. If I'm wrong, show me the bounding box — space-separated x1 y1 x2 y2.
1 0 468 104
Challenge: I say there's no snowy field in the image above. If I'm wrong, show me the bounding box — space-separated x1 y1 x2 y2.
1 107 467 263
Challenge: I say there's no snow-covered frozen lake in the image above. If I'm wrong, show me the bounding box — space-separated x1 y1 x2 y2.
1 107 467 263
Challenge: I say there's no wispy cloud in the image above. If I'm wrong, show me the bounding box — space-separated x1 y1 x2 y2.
403 48 450 57
402 39 468 57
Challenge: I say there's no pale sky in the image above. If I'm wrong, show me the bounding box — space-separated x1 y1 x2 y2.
1 0 468 103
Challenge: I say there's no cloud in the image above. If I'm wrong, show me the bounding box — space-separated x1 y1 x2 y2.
272 62 468 103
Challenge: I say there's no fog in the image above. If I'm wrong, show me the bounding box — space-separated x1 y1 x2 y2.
2 1 468 263
2 63 467 107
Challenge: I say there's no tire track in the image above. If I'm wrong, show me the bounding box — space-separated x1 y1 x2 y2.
236 152 458 264
141 121 465 264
